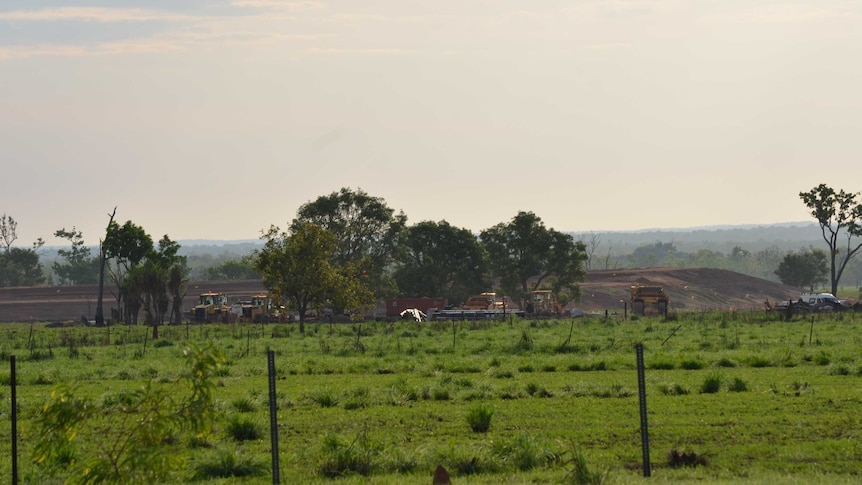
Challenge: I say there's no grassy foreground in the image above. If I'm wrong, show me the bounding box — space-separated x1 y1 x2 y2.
2 310 862 484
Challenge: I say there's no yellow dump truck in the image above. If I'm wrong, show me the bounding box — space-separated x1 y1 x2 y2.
630 286 669 316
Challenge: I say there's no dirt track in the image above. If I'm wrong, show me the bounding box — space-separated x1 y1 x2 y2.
0 269 802 323
0 280 266 323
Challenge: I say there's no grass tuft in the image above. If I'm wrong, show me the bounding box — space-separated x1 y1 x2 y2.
466 404 494 432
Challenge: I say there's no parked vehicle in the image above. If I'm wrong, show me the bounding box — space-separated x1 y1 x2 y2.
630 285 669 316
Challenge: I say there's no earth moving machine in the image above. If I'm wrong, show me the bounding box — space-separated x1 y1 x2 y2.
240 294 276 323
526 290 562 316
194 291 229 323
431 292 524 320
462 292 504 311
630 285 669 316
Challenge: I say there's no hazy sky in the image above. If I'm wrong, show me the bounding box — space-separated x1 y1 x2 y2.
2 1 861 246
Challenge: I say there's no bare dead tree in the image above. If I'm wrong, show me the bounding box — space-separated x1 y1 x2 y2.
578 232 602 271
0 214 18 252
95 207 117 327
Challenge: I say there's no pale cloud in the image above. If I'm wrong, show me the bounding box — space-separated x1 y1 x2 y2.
731 4 860 24
231 0 326 9
0 7 189 22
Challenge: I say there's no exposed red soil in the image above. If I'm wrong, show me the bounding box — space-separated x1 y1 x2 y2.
0 268 803 323
0 280 266 323
574 268 801 312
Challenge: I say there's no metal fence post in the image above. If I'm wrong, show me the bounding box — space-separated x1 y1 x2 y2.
635 343 651 477
267 350 280 484
12 355 18 485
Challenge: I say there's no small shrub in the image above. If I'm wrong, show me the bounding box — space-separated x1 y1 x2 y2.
466 404 494 432
31 373 55 385
231 397 257 413
192 448 266 479
310 389 339 408
318 433 374 477
434 443 498 475
649 360 675 370
728 377 748 392
788 380 810 396
700 373 723 394
492 433 561 471
226 415 262 441
680 359 705 370
667 449 708 468
343 397 367 410
563 444 606 485
658 383 689 396
715 357 736 368
431 387 451 401
748 356 772 368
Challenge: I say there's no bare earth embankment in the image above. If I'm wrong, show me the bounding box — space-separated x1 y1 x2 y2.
0 268 802 322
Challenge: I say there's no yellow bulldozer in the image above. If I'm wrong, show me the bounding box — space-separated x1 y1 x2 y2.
194 291 229 323
526 290 562 317
240 294 278 323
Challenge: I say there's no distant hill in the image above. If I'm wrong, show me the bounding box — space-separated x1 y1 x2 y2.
569 222 822 254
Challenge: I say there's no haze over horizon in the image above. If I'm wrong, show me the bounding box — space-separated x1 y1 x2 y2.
2 1 860 247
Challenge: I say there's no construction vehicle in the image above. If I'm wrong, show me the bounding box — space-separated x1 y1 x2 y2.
462 292 504 310
430 292 523 320
526 290 562 316
239 294 277 323
798 292 849 312
194 291 229 323
630 286 669 316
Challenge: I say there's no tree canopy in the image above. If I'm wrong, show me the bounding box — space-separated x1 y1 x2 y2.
0 214 45 287
291 187 406 300
480 211 587 304
52 227 99 285
775 249 828 291
800 184 862 295
393 220 489 305
253 223 374 333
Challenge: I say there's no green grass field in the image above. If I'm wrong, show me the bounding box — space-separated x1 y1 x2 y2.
2 310 862 484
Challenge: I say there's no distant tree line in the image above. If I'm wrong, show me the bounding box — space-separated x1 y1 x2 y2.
5 184 862 325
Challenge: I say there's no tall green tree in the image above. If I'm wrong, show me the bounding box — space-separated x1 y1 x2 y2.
393 220 489 305
52 227 99 285
128 236 188 337
0 245 46 287
0 214 45 287
800 184 862 295
253 223 374 333
291 187 406 301
775 249 828 291
103 220 154 325
480 211 587 304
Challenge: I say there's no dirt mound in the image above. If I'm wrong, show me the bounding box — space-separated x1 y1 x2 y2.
574 268 800 312
0 280 267 323
0 269 803 322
